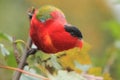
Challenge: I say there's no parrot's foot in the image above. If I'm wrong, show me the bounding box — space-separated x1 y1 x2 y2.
19 48 38 66
27 48 38 56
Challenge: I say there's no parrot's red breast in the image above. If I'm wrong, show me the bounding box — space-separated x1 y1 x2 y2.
30 6 83 53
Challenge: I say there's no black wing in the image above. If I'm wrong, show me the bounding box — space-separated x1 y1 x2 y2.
64 25 83 39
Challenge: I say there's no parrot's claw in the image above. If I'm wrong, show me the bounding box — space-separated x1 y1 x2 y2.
27 48 38 56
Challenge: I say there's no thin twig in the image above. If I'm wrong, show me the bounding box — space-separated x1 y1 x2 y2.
103 52 117 73
14 39 31 50
0 65 49 80
13 37 32 80
13 8 35 80
13 37 21 64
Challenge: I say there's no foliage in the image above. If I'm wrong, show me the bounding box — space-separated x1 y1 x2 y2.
0 0 119 79
0 32 113 80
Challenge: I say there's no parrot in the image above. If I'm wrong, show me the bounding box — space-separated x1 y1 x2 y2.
29 5 83 53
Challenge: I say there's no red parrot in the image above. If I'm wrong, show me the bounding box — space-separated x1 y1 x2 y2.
29 5 83 53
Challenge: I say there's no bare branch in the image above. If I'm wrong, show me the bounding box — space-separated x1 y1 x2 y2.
13 8 36 80
13 37 32 80
0 65 49 80
12 37 21 64
103 52 117 73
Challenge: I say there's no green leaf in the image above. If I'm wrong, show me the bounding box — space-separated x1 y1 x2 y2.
48 70 86 80
48 54 62 70
6 51 17 67
0 33 12 42
74 61 91 72
0 43 10 56
102 20 120 39
20 66 41 80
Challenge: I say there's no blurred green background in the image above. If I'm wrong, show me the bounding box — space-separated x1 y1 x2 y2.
0 0 120 80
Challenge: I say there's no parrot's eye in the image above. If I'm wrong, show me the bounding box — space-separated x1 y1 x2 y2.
37 14 52 23
40 19 46 23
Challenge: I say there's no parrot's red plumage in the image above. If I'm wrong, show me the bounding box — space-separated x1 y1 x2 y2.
30 6 83 53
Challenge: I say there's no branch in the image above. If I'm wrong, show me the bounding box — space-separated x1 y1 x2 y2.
0 65 49 80
13 37 32 80
103 52 117 73
13 8 36 80
12 37 21 64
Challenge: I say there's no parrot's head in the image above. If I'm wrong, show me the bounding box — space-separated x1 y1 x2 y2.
35 5 65 23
